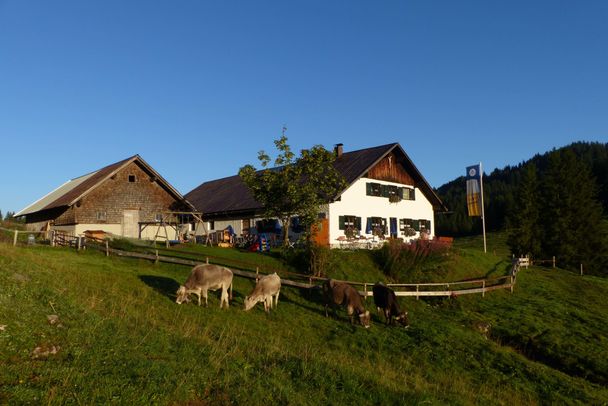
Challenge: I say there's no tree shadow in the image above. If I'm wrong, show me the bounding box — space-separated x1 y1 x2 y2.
139 275 180 301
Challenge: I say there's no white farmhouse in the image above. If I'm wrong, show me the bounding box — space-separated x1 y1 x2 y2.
185 143 447 247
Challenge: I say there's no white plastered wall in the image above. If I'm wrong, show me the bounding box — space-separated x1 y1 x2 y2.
328 177 435 246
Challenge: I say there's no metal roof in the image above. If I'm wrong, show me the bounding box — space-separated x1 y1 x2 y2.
16 155 193 217
185 143 447 216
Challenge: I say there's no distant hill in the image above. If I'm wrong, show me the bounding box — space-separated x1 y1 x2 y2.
435 141 608 237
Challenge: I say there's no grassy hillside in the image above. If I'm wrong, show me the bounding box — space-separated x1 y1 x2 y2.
1 240 607 405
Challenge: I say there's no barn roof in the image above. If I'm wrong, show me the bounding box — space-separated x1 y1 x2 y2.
15 155 193 217
185 143 446 217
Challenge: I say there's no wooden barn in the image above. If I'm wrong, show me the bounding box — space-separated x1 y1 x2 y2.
185 143 447 247
15 155 194 240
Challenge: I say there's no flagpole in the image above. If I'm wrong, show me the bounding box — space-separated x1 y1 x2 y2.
480 162 487 253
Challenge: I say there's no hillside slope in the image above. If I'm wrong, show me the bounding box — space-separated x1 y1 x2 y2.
1 242 607 404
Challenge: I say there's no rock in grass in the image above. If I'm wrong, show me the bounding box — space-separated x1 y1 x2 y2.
47 315 63 328
32 345 61 359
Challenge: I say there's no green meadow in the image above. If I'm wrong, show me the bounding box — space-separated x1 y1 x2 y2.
1 236 607 405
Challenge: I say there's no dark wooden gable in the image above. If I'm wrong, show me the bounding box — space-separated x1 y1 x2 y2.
365 152 415 186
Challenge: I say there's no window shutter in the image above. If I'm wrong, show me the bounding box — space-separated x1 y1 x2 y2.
411 189 416 200
355 217 362 230
381 185 389 197
339 216 345 230
366 183 372 196
427 220 432 231
398 187 405 199
366 217 372 234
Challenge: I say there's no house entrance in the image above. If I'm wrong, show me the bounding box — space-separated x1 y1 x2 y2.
312 218 329 246
122 210 140 238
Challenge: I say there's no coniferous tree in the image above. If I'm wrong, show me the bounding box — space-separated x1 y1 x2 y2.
507 163 541 257
540 150 607 274
0 210 3 222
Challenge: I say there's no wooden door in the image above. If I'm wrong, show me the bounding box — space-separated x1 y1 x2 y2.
311 218 329 247
122 210 140 238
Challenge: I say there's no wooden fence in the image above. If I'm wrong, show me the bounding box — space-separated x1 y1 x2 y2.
1 227 49 246
3 227 518 298
82 237 517 298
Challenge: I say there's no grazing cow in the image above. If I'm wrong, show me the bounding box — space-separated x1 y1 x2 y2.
175 264 233 308
243 272 281 312
323 279 371 328
372 282 409 327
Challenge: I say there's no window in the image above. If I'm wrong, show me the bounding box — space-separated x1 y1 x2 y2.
209 221 215 230
155 213 163 222
291 216 305 233
412 219 420 231
399 218 412 231
256 219 279 233
367 182 413 202
338 215 361 231
402 187 415 201
366 217 387 235
96 211 107 221
419 219 431 231
366 182 382 196
128 175 137 183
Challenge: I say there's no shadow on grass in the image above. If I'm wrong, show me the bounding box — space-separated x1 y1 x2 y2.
139 275 180 301
139 274 248 305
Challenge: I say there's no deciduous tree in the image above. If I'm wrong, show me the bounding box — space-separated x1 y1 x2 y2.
239 135 346 247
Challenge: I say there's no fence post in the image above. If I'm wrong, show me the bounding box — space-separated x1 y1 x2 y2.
256 267 259 282
580 263 583 276
155 250 159 264
105 241 109 257
510 275 514 293
364 283 367 300
482 280 485 298
50 230 55 247
13 230 18 246
206 257 209 264
552 256 555 269
77 236 81 251
416 284 419 300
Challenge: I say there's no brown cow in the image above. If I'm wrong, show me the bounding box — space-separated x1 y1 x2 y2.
323 279 371 328
372 282 409 327
175 264 233 308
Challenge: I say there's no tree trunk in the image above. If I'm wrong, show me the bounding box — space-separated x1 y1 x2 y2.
282 216 291 247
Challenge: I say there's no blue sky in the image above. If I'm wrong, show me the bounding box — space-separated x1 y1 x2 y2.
1 0 607 213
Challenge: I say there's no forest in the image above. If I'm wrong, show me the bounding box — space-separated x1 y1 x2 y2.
435 141 608 274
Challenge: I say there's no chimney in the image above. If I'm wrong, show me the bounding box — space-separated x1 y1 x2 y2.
334 143 344 158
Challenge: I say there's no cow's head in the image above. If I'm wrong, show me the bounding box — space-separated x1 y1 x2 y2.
359 310 371 328
175 286 189 304
243 295 263 311
395 311 409 328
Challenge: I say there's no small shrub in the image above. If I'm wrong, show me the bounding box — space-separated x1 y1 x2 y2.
376 239 450 281
308 244 332 277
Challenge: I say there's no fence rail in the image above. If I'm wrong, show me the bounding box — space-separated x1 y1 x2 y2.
4 226 518 298
83 238 517 298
